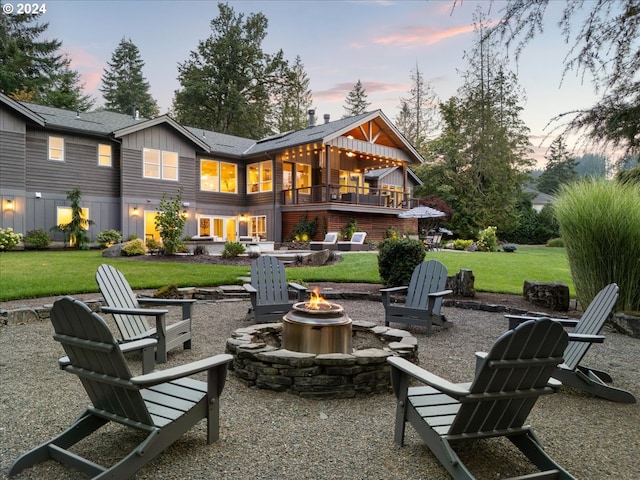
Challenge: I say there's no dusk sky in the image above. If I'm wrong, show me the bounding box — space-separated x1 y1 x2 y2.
22 0 600 164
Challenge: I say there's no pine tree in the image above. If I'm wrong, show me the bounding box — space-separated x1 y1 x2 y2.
537 137 578 194
0 11 90 110
173 3 278 138
342 80 370 118
101 38 159 118
271 55 313 132
395 65 439 151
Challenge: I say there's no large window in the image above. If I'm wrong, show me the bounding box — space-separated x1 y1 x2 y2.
247 160 273 193
249 215 267 240
98 144 112 167
56 206 89 229
200 159 237 193
143 148 178 180
197 215 237 241
49 136 64 161
296 164 311 194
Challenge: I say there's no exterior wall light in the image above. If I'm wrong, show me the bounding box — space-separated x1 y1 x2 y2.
4 199 14 211
132 206 139 216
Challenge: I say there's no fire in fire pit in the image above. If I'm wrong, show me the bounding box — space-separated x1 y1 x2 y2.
282 288 353 354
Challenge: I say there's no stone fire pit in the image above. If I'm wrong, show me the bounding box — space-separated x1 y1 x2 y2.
225 320 418 399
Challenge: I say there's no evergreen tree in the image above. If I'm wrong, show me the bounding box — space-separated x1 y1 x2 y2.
173 2 280 138
417 11 533 238
537 137 578 194
0 10 90 110
100 37 159 118
342 79 370 118
271 55 313 132
395 65 439 151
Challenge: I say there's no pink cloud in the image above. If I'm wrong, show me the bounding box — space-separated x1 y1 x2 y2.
374 24 476 48
62 46 104 96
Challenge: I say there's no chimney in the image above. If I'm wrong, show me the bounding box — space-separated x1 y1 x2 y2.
308 109 315 127
323 114 330 124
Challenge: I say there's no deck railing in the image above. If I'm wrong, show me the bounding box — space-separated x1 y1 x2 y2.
282 184 418 209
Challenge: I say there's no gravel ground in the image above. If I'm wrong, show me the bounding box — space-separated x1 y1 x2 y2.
1 297 639 480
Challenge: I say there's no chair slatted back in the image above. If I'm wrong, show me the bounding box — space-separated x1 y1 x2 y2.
564 283 618 370
251 256 289 306
350 232 366 244
405 260 448 313
50 297 153 425
449 318 568 436
324 232 338 244
96 264 150 340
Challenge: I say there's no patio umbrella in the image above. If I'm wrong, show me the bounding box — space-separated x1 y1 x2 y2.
397 205 446 219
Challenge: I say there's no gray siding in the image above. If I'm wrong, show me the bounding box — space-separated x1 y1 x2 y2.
0 131 26 189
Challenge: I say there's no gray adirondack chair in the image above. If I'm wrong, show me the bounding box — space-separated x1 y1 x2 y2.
96 264 196 364
381 260 453 335
388 317 574 480
506 283 636 403
9 296 233 480
243 255 307 323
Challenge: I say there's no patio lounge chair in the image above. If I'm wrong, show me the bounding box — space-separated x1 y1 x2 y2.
337 231 367 251
506 283 636 403
96 264 196 364
310 232 339 250
243 255 307 323
381 260 453 335
9 296 233 480
388 317 575 480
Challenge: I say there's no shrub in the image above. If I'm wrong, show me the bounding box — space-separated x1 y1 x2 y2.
50 187 94 249
96 229 122 248
340 218 359 240
0 227 22 251
23 228 51 249
291 215 317 241
146 237 161 250
476 226 498 252
121 238 146 256
546 237 565 248
222 241 245 258
155 189 186 255
453 239 474 250
385 227 401 239
377 238 425 287
555 179 640 312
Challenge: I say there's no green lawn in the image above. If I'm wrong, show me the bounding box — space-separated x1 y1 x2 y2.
0 246 573 302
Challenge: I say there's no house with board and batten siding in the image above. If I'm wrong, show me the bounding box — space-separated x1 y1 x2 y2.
0 93 424 245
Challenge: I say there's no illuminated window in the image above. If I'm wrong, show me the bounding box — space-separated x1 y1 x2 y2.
247 160 273 193
57 206 89 230
49 136 64 161
249 215 267 239
98 144 112 167
198 215 236 241
201 160 237 193
143 148 178 180
296 164 311 194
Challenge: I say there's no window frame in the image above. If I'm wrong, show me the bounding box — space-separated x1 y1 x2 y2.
48 136 64 162
247 160 273 194
98 144 112 167
200 159 237 193
56 206 89 230
143 148 179 181
248 215 267 240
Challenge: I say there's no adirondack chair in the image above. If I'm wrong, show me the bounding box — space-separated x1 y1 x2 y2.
381 260 453 335
9 296 233 480
506 283 636 403
388 317 574 480
310 232 339 250
243 255 307 323
96 264 196 364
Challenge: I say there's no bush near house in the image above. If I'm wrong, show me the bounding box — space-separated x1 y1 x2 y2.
222 241 245 258
96 229 122 248
23 229 51 249
121 238 146 256
0 227 22 251
377 237 425 287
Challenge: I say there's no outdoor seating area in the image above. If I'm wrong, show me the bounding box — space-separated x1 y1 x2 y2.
337 231 368 251
2 289 639 479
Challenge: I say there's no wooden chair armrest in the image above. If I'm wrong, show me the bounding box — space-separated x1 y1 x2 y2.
288 282 307 292
243 283 257 293
387 356 469 398
138 298 197 305
380 286 408 294
428 289 453 298
101 306 168 316
568 333 605 343
132 354 234 387
119 338 158 353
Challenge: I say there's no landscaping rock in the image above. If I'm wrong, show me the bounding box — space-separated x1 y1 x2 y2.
523 280 569 311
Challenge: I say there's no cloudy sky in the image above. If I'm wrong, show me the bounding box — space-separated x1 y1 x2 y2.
27 0 599 163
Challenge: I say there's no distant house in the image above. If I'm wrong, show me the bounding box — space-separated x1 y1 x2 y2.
0 94 424 244
524 187 555 212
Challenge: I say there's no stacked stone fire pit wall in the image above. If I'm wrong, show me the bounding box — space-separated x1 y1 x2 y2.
225 320 418 399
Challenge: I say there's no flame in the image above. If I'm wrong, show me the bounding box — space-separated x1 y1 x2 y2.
306 288 331 310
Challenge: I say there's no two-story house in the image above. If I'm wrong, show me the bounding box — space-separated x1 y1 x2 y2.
0 93 424 245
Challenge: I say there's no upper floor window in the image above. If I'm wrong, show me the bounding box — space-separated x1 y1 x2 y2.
48 136 64 161
143 148 178 180
98 144 112 167
296 164 311 194
200 159 237 193
248 160 273 193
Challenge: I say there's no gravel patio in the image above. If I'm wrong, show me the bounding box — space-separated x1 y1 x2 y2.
1 296 638 479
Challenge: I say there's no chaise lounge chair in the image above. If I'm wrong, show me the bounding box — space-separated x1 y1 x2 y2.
337 231 367 251
310 232 339 250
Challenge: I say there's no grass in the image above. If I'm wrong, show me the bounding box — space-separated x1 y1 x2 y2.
0 246 573 302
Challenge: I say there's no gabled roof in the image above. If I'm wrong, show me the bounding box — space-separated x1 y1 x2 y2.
365 166 423 186
185 127 255 157
113 115 210 151
0 95 45 126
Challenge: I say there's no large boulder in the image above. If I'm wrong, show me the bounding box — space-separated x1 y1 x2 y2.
102 243 124 257
523 281 569 311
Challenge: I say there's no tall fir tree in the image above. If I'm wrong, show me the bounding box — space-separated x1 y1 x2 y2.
173 2 281 138
342 79 370 118
0 10 91 110
537 137 578 194
395 65 439 152
271 55 313 132
100 38 159 118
